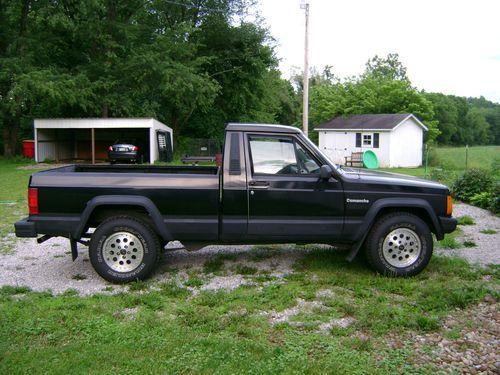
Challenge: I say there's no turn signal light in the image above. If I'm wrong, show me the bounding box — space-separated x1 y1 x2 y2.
446 195 453 216
28 188 39 215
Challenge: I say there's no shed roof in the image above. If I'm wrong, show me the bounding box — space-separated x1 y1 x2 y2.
315 113 428 131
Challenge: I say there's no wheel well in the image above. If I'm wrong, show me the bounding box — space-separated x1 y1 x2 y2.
86 205 152 231
372 207 437 235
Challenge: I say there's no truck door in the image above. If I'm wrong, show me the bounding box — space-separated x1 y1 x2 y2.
245 133 344 242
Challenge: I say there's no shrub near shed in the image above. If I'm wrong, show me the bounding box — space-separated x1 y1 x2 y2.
451 169 494 202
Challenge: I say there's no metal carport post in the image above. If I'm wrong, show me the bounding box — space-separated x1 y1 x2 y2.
91 128 96 164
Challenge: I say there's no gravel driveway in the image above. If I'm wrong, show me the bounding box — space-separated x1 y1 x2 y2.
1 203 498 295
436 203 500 265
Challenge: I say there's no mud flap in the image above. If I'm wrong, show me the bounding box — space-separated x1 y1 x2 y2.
70 237 78 261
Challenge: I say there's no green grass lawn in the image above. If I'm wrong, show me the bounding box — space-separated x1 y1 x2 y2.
0 157 498 373
0 158 37 253
1 252 498 374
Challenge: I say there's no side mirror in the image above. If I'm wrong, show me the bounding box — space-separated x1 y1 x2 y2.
319 164 333 180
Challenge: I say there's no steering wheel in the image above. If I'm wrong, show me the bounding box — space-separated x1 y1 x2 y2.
276 164 299 174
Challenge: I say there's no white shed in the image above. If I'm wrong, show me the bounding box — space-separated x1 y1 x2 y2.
316 114 428 168
34 118 173 164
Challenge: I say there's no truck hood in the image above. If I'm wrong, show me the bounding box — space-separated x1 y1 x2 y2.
340 167 448 191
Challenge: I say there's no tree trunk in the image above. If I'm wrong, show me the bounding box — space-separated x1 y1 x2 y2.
102 103 109 118
3 123 18 157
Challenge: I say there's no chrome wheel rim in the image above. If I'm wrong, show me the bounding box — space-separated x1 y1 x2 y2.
103 232 144 273
382 228 421 268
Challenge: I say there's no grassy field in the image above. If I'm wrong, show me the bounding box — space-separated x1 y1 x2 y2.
430 145 500 171
378 145 500 185
0 157 498 373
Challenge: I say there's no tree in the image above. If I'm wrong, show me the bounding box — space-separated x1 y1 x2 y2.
364 53 408 81
0 0 284 154
307 56 439 143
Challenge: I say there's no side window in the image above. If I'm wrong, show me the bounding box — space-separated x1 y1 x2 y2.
249 136 297 174
248 135 320 175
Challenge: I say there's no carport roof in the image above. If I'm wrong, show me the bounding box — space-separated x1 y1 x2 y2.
34 118 171 130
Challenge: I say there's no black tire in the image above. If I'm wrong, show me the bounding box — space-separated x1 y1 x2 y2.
89 216 161 283
365 212 433 277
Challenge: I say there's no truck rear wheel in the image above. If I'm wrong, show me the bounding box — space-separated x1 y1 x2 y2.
365 213 433 277
89 216 160 283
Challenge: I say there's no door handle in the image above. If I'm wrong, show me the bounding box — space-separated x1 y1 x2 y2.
249 180 269 189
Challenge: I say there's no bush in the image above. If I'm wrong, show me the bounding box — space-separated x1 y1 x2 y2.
489 183 500 214
451 169 494 202
429 168 455 185
469 192 491 210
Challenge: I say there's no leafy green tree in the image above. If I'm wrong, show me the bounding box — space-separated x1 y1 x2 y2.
0 0 284 154
468 96 500 144
364 53 408 81
307 56 439 143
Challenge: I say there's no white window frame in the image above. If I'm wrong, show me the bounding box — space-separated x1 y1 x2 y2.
362 134 372 147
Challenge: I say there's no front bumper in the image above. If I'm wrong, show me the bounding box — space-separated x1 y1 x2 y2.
439 216 457 234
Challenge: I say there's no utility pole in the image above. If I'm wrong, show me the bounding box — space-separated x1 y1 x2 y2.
300 1 310 137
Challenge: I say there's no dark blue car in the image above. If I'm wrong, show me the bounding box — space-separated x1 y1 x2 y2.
108 140 140 164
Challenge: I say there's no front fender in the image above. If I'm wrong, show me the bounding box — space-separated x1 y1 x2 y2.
346 197 441 262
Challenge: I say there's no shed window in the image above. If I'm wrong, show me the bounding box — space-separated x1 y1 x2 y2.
363 134 372 146
355 133 361 147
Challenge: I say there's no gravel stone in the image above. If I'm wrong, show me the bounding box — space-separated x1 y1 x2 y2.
317 317 354 332
386 300 500 373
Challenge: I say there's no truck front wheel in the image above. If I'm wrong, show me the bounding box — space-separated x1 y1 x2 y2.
89 216 161 283
365 213 433 277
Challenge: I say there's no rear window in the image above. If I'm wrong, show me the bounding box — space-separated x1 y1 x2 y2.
114 140 136 145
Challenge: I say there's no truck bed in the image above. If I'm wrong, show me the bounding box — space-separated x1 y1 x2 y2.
28 164 221 241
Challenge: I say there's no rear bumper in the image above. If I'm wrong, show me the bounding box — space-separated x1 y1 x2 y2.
15 215 81 239
14 218 37 237
439 216 457 234
108 152 138 161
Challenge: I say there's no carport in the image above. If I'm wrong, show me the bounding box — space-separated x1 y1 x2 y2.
34 118 173 164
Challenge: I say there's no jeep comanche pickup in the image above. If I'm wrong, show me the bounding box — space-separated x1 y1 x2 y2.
15 123 457 283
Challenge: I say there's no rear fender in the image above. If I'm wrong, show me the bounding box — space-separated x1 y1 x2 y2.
74 195 171 241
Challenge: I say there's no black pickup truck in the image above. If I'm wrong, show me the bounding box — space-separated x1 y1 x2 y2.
15 123 457 283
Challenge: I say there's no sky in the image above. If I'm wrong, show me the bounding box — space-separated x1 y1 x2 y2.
257 0 500 103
